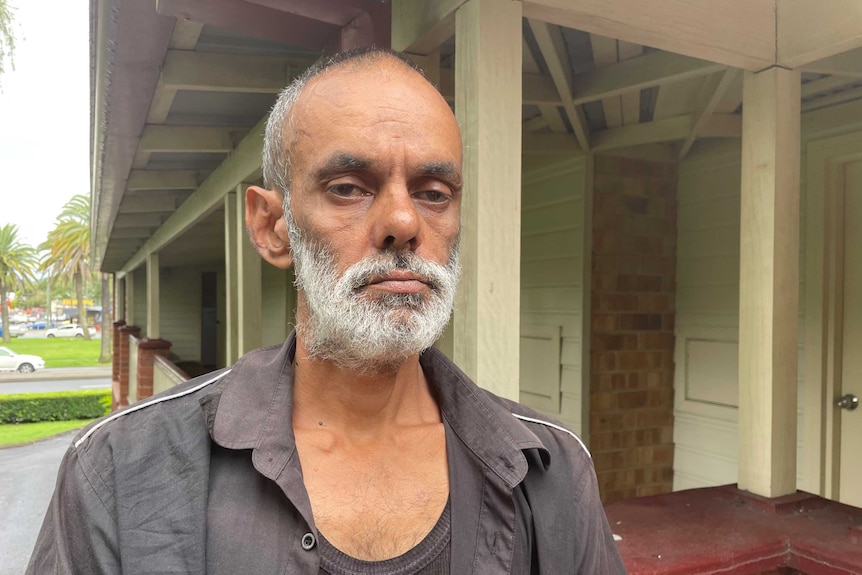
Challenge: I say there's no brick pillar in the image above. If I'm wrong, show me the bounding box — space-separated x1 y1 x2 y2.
590 155 678 503
111 320 126 410
136 339 172 401
117 325 141 409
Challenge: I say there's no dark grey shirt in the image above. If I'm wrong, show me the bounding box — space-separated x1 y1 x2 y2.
27 333 626 574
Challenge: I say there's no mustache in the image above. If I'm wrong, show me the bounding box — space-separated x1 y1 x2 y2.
346 251 444 291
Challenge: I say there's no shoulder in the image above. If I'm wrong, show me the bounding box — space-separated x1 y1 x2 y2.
486 390 591 460
72 367 231 456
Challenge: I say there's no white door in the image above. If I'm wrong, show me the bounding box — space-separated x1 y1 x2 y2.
839 160 862 507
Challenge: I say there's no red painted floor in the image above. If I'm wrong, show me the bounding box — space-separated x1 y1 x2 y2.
604 485 862 574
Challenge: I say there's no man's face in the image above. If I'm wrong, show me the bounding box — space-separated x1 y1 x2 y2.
285 59 463 371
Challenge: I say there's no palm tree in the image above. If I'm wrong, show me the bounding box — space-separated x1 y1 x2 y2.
0 0 15 82
42 195 93 341
0 224 37 343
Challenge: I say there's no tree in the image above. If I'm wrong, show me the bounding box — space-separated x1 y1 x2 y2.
42 195 93 342
0 0 16 83
0 224 37 343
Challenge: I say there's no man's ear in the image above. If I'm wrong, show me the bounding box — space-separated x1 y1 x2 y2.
245 186 293 269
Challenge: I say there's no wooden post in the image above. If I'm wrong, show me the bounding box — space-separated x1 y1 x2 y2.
237 184 262 355
453 0 522 400
126 270 136 327
115 276 125 321
146 252 160 339
738 67 801 498
224 191 239 364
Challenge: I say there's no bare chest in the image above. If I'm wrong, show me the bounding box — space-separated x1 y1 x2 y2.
296 428 449 561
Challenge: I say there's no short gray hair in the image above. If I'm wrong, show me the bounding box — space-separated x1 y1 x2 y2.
261 48 425 201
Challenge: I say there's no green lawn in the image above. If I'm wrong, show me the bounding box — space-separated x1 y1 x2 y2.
0 418 96 445
1 338 107 368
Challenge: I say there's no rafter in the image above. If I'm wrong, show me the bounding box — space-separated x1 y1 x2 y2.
127 170 199 191
156 0 338 51
590 34 623 128
523 38 568 134
117 197 178 214
801 86 862 113
679 69 740 160
161 50 312 94
801 76 861 100
528 19 590 151
139 126 238 154
573 51 725 106
121 116 266 273
591 115 691 152
617 41 643 126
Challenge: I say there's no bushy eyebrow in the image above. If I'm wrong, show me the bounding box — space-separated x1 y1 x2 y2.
312 153 462 189
312 152 371 181
418 161 462 189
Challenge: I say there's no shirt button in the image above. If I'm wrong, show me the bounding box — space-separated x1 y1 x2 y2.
301 532 316 550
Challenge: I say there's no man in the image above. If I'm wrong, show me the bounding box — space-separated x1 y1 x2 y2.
28 49 626 574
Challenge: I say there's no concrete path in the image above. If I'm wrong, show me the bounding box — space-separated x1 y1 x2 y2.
0 430 77 574
0 377 111 395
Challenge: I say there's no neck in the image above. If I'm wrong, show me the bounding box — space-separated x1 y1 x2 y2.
292 335 440 439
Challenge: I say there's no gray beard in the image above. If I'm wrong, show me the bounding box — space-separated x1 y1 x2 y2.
286 209 460 373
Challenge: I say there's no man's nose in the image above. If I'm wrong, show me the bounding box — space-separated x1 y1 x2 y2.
370 184 421 251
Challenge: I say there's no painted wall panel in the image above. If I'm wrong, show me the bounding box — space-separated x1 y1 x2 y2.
520 158 587 435
160 266 202 362
674 142 808 491
261 264 296 347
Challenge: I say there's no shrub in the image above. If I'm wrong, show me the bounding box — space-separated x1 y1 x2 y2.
0 390 111 424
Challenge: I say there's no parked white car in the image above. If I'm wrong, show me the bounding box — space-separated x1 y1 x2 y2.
0 346 45 373
45 324 97 338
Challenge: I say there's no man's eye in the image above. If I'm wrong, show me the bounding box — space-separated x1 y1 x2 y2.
415 190 451 204
328 184 366 197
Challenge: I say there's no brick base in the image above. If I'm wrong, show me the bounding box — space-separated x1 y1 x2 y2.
116 325 141 409
136 338 172 401
590 155 677 503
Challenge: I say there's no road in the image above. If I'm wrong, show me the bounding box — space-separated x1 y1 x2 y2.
0 377 110 394
0 431 76 574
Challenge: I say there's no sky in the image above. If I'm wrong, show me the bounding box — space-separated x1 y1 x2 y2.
0 0 89 248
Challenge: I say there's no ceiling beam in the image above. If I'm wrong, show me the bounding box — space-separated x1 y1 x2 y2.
801 47 862 79
679 69 740 160
114 213 165 229
139 126 238 154
439 69 560 106
156 0 338 51
522 133 581 154
111 228 158 240
522 38 568 134
243 0 366 26
522 0 775 71
573 51 726 106
591 115 691 152
391 0 467 53
127 170 199 191
161 50 312 94
801 76 861 100
801 86 862 113
121 115 266 273
118 197 178 214
528 19 590 151
617 41 643 126
590 34 623 128
777 0 862 68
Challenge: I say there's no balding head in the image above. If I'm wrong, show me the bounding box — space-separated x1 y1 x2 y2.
262 49 451 202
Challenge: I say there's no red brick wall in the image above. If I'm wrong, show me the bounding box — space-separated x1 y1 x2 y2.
136 339 172 401
590 155 677 503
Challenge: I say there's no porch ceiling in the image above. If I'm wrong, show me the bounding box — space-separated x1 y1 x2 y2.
92 0 862 274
